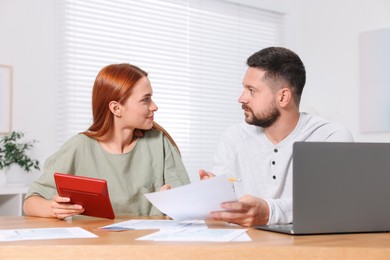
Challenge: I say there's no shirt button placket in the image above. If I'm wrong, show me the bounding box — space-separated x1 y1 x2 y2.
272 148 278 180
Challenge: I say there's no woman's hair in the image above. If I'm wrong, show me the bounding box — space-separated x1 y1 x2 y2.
82 63 180 152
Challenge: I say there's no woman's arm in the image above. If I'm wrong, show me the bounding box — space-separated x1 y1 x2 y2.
23 195 84 219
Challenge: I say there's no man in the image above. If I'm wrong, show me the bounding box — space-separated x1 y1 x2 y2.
200 47 353 227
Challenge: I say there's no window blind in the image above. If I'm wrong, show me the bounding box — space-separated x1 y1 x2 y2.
56 0 284 181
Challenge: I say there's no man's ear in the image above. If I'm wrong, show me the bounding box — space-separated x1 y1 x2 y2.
278 88 292 107
109 101 121 117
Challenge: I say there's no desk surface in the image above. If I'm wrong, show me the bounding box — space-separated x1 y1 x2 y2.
1 216 390 259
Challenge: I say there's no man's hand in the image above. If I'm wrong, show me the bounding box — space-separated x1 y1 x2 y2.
160 184 172 191
50 195 84 219
199 169 215 180
209 195 270 227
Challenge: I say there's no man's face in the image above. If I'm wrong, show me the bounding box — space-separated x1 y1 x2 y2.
238 67 280 128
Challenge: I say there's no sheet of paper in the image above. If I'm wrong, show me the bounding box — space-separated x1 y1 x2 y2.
136 228 249 242
0 227 97 242
145 174 237 221
232 232 252 242
100 219 207 231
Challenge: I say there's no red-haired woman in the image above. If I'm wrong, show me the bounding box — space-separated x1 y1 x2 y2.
23 64 190 219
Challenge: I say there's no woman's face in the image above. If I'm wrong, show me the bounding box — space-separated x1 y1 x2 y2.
119 76 158 130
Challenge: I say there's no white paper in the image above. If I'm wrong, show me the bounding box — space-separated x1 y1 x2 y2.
0 227 97 242
145 174 237 221
232 232 252 242
136 228 249 242
100 219 207 231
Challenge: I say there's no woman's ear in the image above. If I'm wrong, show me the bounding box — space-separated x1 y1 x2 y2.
109 101 121 117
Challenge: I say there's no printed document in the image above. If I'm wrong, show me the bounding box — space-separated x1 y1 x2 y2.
100 219 207 231
145 174 237 221
0 227 97 242
136 228 249 242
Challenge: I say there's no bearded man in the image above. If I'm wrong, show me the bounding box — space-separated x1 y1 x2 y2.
199 47 353 227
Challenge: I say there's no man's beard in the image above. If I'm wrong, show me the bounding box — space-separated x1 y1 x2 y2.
242 103 280 128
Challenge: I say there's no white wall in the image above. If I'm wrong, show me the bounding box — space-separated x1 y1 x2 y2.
1 0 390 181
285 0 390 142
0 0 56 180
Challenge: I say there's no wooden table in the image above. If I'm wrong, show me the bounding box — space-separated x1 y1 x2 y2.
1 216 390 259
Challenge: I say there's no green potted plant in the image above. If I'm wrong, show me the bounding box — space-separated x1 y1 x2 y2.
0 131 40 185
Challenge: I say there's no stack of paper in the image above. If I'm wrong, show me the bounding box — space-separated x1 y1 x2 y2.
100 219 251 242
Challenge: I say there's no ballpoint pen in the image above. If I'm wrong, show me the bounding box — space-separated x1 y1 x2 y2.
228 178 241 182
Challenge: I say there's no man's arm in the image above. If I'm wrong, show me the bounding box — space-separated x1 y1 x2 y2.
198 170 271 227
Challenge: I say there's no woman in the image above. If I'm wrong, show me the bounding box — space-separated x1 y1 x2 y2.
23 64 190 219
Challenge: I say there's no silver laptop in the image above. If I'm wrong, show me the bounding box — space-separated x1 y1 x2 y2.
255 142 390 235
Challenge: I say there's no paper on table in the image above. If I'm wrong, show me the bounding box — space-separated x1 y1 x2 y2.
136 228 249 242
144 174 237 222
0 227 97 242
100 219 207 231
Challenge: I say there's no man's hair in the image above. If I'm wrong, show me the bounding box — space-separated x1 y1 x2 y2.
246 47 306 104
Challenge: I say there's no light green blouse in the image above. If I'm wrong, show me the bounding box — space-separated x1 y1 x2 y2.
26 129 190 216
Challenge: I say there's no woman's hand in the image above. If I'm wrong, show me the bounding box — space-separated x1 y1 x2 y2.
23 195 84 219
50 195 84 219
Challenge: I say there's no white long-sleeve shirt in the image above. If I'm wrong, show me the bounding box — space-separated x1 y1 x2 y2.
211 113 353 224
